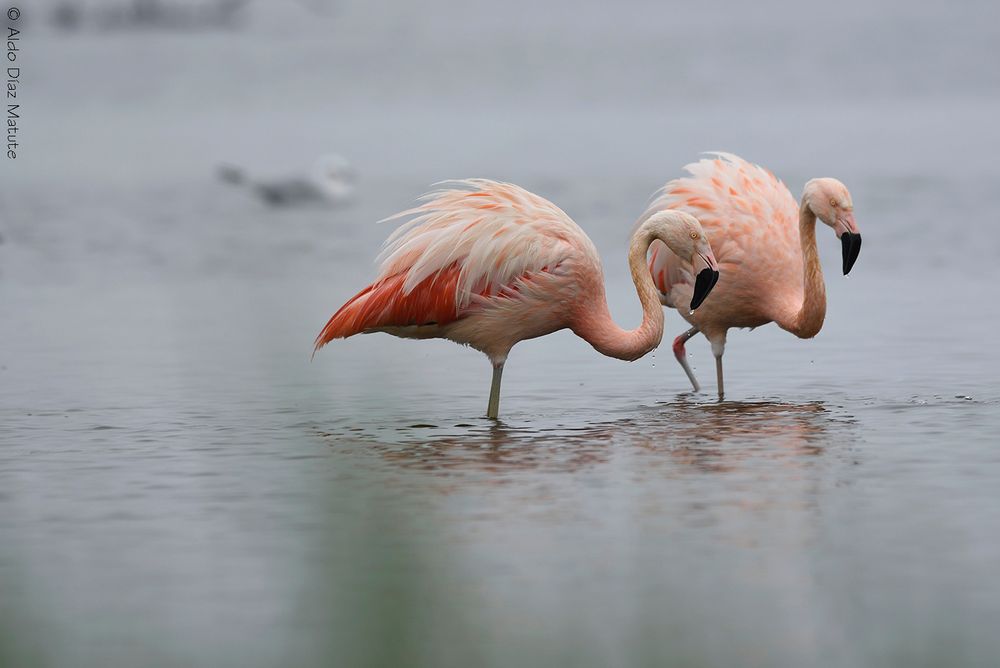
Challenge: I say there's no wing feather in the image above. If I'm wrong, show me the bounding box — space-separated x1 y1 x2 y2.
377 179 586 309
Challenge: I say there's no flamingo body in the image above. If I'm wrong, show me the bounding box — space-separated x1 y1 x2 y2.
640 153 861 396
643 153 803 338
315 180 600 362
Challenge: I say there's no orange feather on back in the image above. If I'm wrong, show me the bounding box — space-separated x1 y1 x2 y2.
314 265 463 349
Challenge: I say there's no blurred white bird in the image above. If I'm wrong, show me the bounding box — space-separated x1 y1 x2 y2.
218 154 357 208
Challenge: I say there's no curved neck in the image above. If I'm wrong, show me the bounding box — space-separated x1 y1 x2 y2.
572 225 665 361
782 200 827 338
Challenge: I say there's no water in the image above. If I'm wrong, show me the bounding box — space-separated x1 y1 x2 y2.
2 2 1000 666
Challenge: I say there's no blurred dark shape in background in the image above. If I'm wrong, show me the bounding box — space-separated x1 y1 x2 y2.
218 155 358 208
47 0 292 32
98 0 248 31
50 3 84 31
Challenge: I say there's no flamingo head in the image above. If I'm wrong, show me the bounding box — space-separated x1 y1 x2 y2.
646 211 720 310
804 178 861 275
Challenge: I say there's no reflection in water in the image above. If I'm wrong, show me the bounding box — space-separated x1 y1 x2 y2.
303 399 864 667
318 398 855 477
633 398 835 474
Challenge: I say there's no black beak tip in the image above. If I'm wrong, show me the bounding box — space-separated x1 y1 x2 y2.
690 268 720 311
841 232 862 275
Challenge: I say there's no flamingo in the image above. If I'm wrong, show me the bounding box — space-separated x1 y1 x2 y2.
640 153 862 399
314 179 721 418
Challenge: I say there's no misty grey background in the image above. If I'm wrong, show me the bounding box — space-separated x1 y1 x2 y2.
2 1 999 667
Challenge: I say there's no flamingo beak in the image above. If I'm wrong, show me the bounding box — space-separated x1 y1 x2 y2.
834 211 861 275
690 252 720 311
840 233 862 275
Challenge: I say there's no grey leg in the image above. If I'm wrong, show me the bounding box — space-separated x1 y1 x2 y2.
710 338 726 400
487 361 505 419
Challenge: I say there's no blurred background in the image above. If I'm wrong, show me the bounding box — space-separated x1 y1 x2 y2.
1 1 999 666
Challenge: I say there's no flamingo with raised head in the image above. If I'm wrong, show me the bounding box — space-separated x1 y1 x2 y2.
639 153 861 398
314 179 720 418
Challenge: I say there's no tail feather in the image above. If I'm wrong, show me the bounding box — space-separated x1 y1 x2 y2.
313 284 378 354
313 265 464 355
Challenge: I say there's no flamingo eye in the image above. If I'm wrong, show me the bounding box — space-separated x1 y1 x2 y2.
689 231 699 240
830 198 838 207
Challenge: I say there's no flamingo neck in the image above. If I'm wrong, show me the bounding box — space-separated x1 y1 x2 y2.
573 225 665 361
781 201 827 338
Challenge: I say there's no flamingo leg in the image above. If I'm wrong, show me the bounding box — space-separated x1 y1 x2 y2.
672 326 701 392
710 338 726 400
715 356 725 400
487 361 505 419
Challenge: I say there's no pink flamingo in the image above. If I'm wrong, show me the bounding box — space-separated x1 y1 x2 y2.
641 153 861 398
314 179 720 418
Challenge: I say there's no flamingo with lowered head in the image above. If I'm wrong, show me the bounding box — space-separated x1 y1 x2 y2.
314 179 720 418
640 153 862 398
